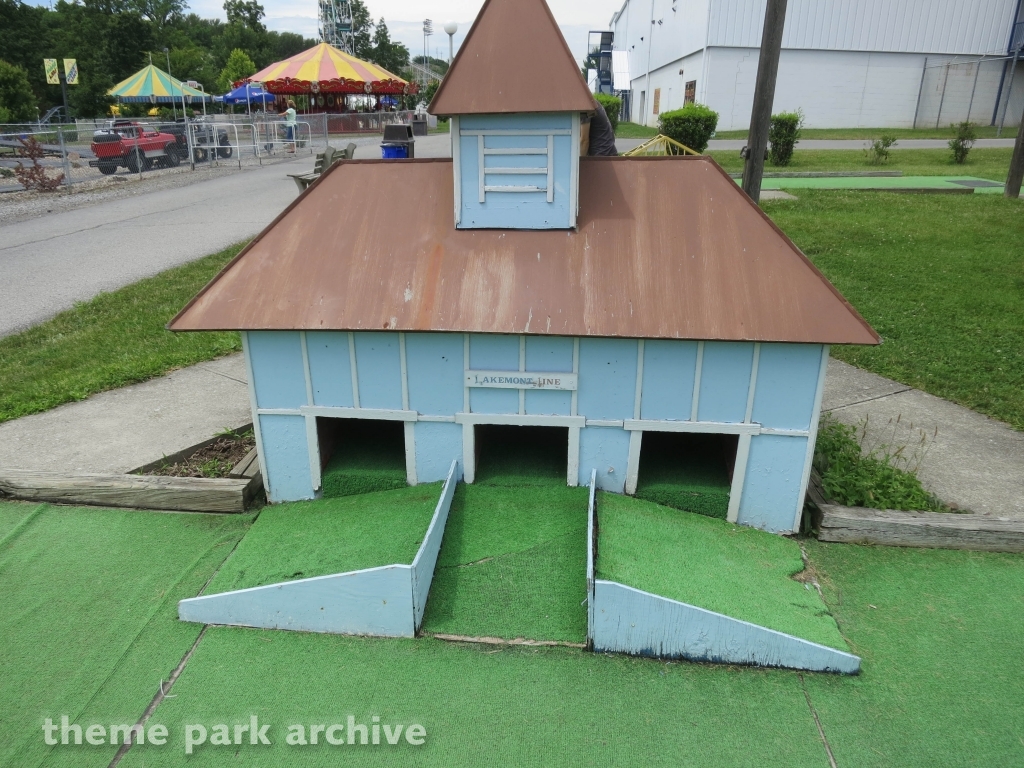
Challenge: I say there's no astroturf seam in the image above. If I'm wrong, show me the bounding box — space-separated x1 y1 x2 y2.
31 525 243 768
437 527 586 569
107 626 210 768
0 503 45 566
800 674 839 768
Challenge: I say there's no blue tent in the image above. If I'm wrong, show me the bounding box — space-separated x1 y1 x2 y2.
222 83 275 105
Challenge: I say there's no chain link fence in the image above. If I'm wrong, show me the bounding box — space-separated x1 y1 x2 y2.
0 110 436 193
914 54 1024 133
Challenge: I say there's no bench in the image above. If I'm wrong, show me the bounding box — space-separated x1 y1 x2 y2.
288 142 356 192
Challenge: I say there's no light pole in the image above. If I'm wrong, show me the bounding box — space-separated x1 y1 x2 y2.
163 47 177 121
443 21 458 67
422 19 433 86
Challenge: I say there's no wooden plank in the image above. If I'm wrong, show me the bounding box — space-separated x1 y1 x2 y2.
819 504 1024 553
228 447 260 479
0 469 251 514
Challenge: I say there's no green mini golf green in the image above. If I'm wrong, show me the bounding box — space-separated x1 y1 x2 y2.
319 418 408 498
421 425 589 642
633 431 733 518
204 484 442 594
596 492 848 650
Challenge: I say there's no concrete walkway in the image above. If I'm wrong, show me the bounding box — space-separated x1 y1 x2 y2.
1 353 1020 519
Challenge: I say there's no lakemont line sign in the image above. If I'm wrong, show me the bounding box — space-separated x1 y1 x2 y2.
464 370 578 391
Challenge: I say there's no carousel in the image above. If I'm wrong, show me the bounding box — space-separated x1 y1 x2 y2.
248 42 416 113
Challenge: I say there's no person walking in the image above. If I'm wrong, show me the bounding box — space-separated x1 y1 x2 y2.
284 99 297 153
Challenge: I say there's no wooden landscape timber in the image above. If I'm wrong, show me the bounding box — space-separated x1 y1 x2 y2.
0 468 259 514
818 504 1024 553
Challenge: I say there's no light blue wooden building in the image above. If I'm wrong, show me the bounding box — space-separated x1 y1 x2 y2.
170 0 878 536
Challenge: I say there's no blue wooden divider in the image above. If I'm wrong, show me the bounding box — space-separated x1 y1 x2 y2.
178 461 459 637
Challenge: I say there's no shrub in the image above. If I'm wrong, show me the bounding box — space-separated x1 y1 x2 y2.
0 60 37 123
594 93 621 132
14 137 64 192
949 120 977 164
865 133 897 165
767 110 802 166
812 416 945 512
658 103 719 153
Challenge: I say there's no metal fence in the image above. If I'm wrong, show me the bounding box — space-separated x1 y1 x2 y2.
914 54 1024 132
0 110 436 192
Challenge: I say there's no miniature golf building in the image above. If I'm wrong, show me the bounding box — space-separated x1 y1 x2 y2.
169 0 878 536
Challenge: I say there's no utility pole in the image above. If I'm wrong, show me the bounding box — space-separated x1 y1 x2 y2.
741 0 788 204
1005 99 1024 198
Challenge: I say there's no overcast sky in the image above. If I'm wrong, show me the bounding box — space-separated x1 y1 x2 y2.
184 0 625 65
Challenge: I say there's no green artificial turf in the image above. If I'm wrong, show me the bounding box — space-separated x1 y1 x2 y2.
0 243 244 425
596 493 848 650
205 484 442 594
763 190 1024 430
118 629 827 767
633 432 732 518
473 424 570 487
421 484 589 642
708 147 1013 182
803 541 1024 767
320 420 408 498
0 501 251 768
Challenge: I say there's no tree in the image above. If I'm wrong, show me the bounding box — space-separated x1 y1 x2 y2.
169 45 219 91
369 18 409 75
0 59 36 121
130 0 184 33
223 0 265 33
217 47 256 93
350 0 373 60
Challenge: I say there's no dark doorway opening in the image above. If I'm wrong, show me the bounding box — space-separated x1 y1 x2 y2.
317 417 407 498
474 424 568 486
635 431 738 519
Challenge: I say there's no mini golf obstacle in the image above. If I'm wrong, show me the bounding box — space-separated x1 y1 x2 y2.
585 470 861 674
178 460 458 636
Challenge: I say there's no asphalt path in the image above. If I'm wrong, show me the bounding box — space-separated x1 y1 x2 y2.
0 158 304 338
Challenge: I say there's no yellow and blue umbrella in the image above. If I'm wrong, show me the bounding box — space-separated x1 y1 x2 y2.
108 65 209 103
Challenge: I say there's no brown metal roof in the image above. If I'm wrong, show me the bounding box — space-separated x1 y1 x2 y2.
169 156 879 346
428 0 597 116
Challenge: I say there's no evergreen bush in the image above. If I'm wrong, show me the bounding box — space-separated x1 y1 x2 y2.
594 93 621 131
767 110 803 166
657 103 719 153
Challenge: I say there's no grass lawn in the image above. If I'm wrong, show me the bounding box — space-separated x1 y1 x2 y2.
707 147 1014 182
713 125 1013 140
615 122 659 138
0 243 244 425
596 493 848 650
0 501 252 768
204 484 442 594
762 190 1024 430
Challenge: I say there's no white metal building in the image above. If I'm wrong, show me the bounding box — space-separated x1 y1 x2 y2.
610 0 1024 130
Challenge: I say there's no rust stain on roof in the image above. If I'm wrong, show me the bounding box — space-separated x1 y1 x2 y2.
169 156 879 346
428 0 596 116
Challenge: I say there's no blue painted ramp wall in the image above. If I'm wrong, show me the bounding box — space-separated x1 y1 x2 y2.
179 462 459 637
590 581 860 674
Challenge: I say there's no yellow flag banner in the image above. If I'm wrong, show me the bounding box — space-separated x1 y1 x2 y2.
64 59 79 85
44 58 59 85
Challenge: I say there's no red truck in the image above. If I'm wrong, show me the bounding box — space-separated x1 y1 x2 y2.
89 120 182 174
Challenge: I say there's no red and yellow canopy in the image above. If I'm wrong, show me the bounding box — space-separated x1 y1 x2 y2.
251 43 415 96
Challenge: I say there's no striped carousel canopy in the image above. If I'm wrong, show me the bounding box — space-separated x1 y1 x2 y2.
108 65 209 103
250 42 414 95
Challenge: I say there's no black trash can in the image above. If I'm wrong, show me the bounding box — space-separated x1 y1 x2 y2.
380 123 415 159
411 116 428 137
